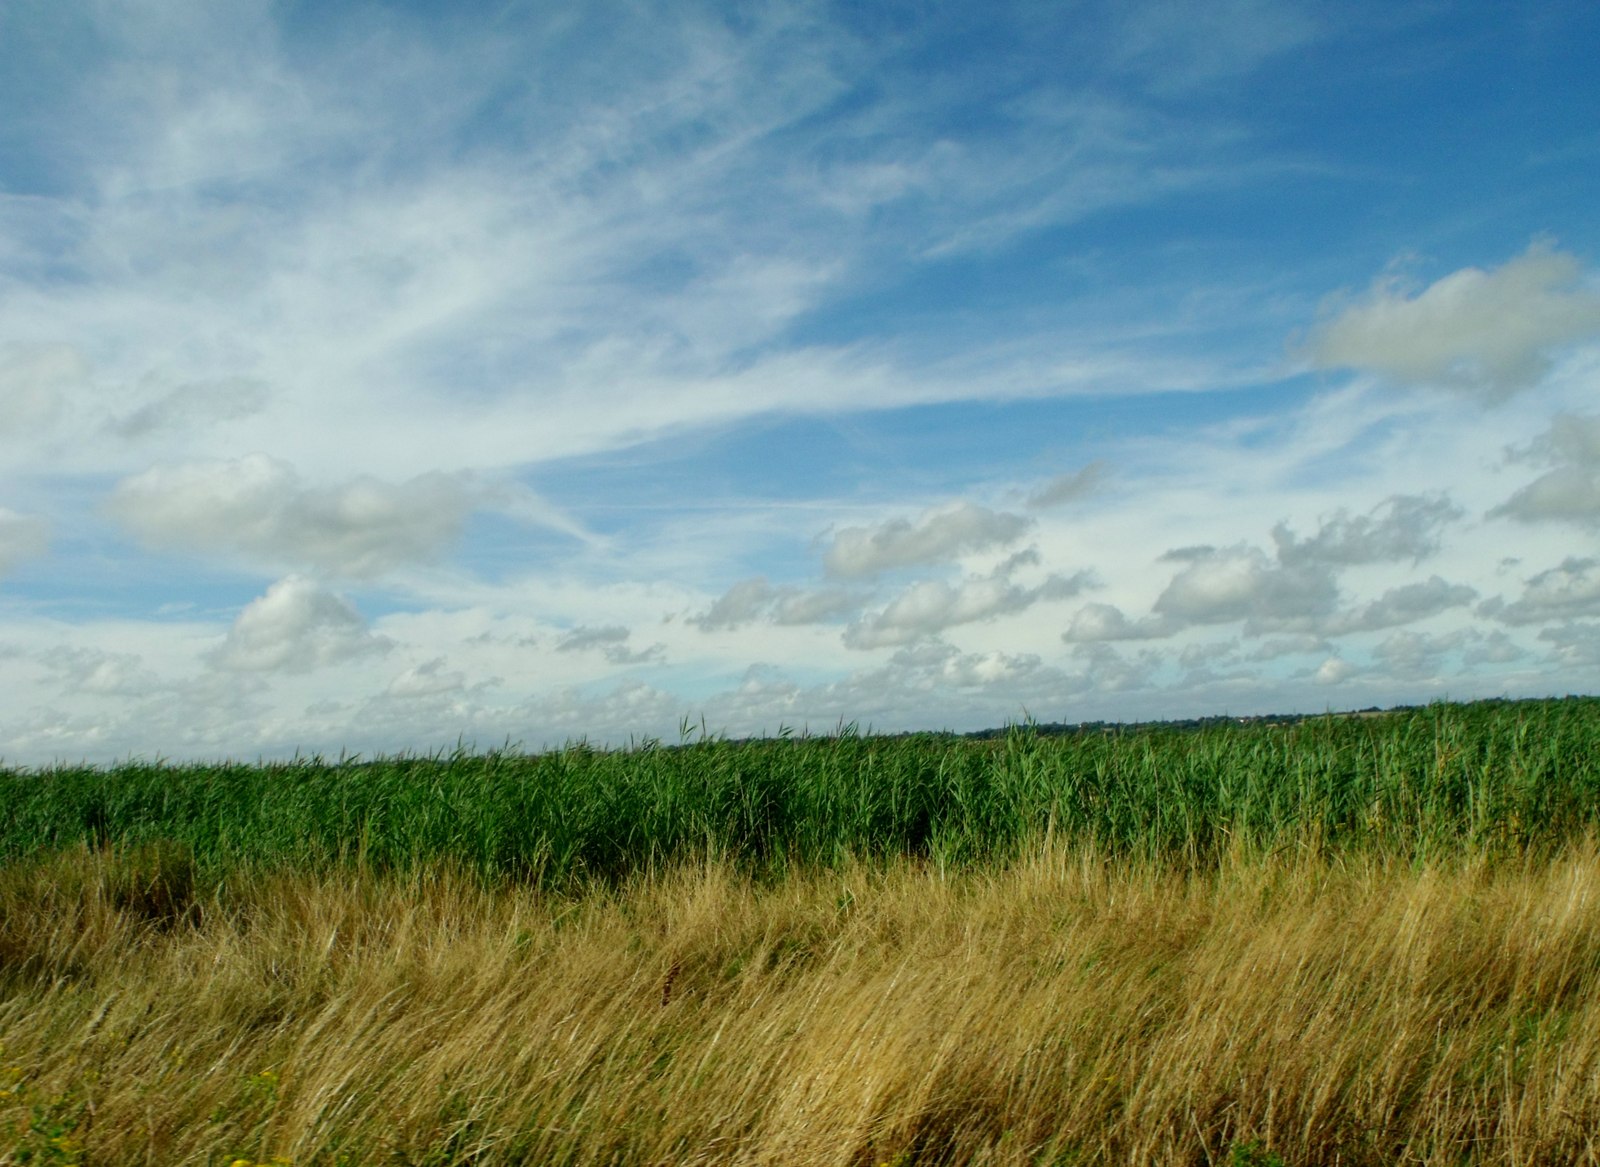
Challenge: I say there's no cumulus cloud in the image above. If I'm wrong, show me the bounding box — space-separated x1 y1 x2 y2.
106 455 511 577
1322 576 1477 635
210 575 392 673
1521 412 1600 465
691 577 861 631
38 648 163 697
823 502 1031 578
1152 544 1337 632
909 642 1048 689
1178 640 1238 671
833 640 1072 718
690 579 776 631
556 625 631 652
1272 494 1462 566
1068 642 1163 693
1372 629 1470 681
1026 462 1106 509
1490 414 1600 529
1305 244 1600 399
1313 656 1354 684
0 509 50 576
1536 623 1600 668
772 588 863 625
1463 631 1526 667
1248 635 1332 660
1481 558 1600 626
1492 468 1600 530
555 624 664 665
1070 517 1473 647
845 569 1091 649
1060 602 1172 643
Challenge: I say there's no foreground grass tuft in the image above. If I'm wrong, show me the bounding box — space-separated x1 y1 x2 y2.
4 840 1600 1165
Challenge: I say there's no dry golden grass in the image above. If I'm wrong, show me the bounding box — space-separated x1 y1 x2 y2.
3 840 1599 1166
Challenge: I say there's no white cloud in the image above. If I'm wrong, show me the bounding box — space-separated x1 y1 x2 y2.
38 647 163 698
772 588 863 626
844 569 1090 649
823 502 1031 578
1322 576 1478 635
1482 558 1600 626
1462 631 1526 667
1371 628 1470 681
1152 544 1337 632
1060 601 1172 643
556 625 631 653
105 455 552 578
690 578 778 631
555 624 664 666
1314 656 1354 684
772 640 1076 728
1491 467 1600 530
1490 413 1600 529
0 509 49 576
1305 244 1600 399
1068 642 1164 693
1026 462 1107 509
386 657 470 699
690 578 862 631
1248 635 1331 660
209 575 392 673
1536 623 1600 668
1178 640 1238 671
1272 493 1462 566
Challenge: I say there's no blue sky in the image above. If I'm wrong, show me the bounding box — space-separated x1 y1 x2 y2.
3 0 1600 765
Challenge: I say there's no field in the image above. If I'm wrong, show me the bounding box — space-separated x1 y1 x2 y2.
2 698 1599 1165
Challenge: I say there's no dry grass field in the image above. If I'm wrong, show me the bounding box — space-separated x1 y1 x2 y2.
4 836 1599 1166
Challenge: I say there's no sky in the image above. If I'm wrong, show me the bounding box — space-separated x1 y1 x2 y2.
2 0 1599 766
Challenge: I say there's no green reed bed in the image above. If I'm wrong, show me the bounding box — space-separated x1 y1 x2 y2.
3 698 1599 885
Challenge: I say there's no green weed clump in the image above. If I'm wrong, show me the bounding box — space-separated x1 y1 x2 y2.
3 698 1598 885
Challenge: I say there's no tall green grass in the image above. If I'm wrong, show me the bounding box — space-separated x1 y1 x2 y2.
4 698 1599 884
